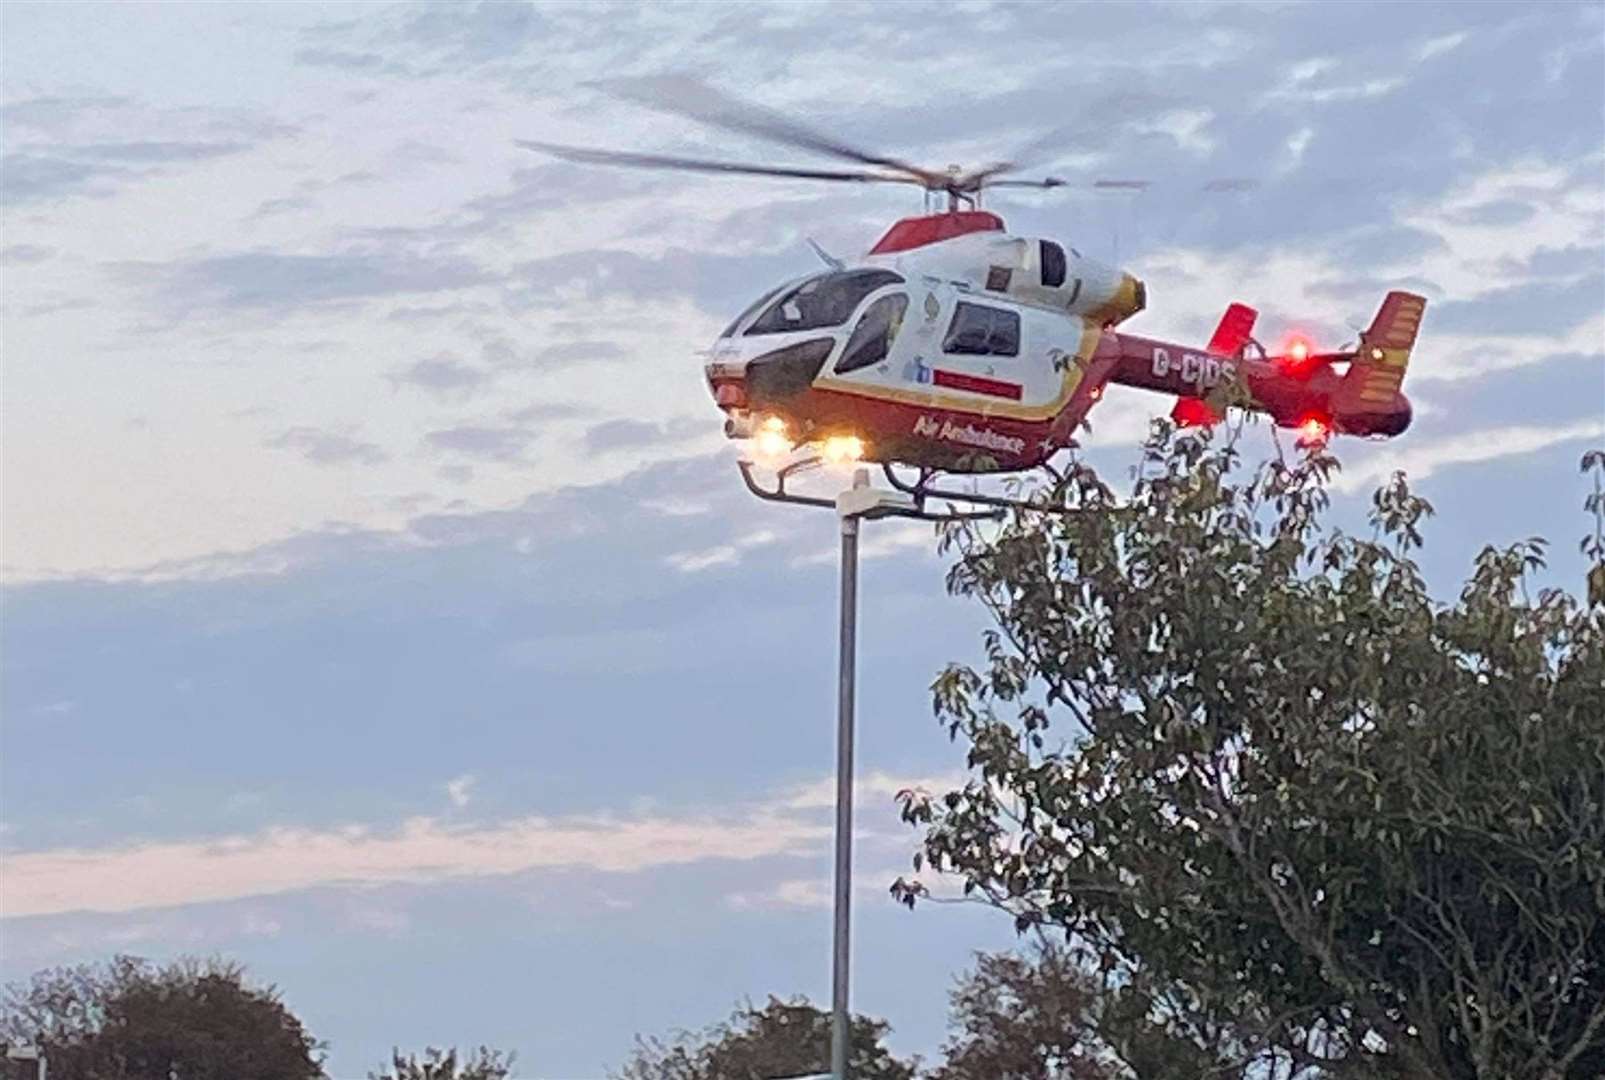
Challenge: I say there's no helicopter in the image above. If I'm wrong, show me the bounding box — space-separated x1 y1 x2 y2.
525 80 1427 480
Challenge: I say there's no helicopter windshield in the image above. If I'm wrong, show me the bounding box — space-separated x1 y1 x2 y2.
744 269 904 336
720 283 789 338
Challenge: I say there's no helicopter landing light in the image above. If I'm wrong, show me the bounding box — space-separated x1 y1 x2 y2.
822 434 865 463
753 416 794 459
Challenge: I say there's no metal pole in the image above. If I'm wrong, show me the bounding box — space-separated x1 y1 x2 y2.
830 482 862 1080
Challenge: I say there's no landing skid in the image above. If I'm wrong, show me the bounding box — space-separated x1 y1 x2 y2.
880 462 1079 516
735 455 1075 519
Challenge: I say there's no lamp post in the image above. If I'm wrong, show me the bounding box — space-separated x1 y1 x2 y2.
828 470 912 1080
739 459 998 1080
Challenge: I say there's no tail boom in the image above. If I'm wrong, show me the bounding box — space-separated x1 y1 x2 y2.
1102 291 1426 438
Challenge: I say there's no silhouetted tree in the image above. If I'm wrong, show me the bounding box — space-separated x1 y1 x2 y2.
0 955 323 1080
369 1045 515 1080
613 996 915 1080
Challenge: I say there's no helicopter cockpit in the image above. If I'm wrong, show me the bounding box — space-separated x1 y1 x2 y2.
707 268 913 436
723 269 904 338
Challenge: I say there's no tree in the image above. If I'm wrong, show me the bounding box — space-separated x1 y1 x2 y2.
895 428 1605 1080
0 955 324 1080
932 945 1118 1080
369 1045 515 1080
932 942 1251 1079
612 996 916 1080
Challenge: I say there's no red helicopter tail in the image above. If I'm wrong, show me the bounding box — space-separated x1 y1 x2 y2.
1334 291 1427 412
1206 302 1258 356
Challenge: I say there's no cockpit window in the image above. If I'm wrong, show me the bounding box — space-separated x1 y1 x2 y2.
744 269 904 336
720 282 791 338
835 292 909 374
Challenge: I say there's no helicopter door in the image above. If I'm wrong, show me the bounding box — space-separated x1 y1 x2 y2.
832 291 910 377
933 299 1029 403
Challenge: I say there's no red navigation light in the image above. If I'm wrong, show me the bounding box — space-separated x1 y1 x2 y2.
1295 413 1331 445
1281 334 1312 369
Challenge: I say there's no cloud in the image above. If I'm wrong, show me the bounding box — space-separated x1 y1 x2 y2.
666 545 738 574
775 770 961 813
424 424 537 463
446 774 477 808
294 47 386 71
725 877 830 911
388 354 495 397
0 244 54 264
126 249 488 314
1416 30 1469 62
0 763 956 919
391 1 548 66
530 340 630 367
0 94 132 132
1428 273 1604 337
506 400 591 424
267 427 389 467
1 806 825 918
74 140 248 164
584 417 705 454
1335 418 1605 494
0 153 126 204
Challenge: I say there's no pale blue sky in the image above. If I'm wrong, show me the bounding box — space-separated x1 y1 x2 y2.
2 2 1602 1076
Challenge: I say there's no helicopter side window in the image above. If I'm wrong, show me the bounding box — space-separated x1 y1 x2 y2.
835 292 909 374
744 270 904 336
942 301 1020 358
1039 240 1066 288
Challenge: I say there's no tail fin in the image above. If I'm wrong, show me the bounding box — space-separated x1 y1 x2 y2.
1336 291 1427 409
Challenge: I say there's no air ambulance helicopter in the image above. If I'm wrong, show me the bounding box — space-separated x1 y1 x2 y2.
525 80 1426 498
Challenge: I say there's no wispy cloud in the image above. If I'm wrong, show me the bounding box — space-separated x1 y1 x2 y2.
445 774 477 809
267 427 389 467
388 354 495 398
124 249 488 314
1335 418 1605 493
2 808 822 919
0 768 957 919
424 424 537 463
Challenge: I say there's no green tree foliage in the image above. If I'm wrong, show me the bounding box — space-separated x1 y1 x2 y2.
612 996 916 1080
0 955 324 1080
895 428 1605 1079
931 945 1119 1080
369 1045 515 1080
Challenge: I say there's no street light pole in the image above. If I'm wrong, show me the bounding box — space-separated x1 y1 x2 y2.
736 458 1000 1080
830 481 862 1080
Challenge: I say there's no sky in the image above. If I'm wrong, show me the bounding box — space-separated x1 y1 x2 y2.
1 0 1602 1075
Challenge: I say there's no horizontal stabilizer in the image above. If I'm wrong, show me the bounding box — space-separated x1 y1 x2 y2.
1207 302 1257 356
1172 396 1220 428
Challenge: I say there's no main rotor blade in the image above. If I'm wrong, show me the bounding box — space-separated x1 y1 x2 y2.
985 176 1069 189
1094 178 1260 193
600 75 944 188
517 141 919 185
